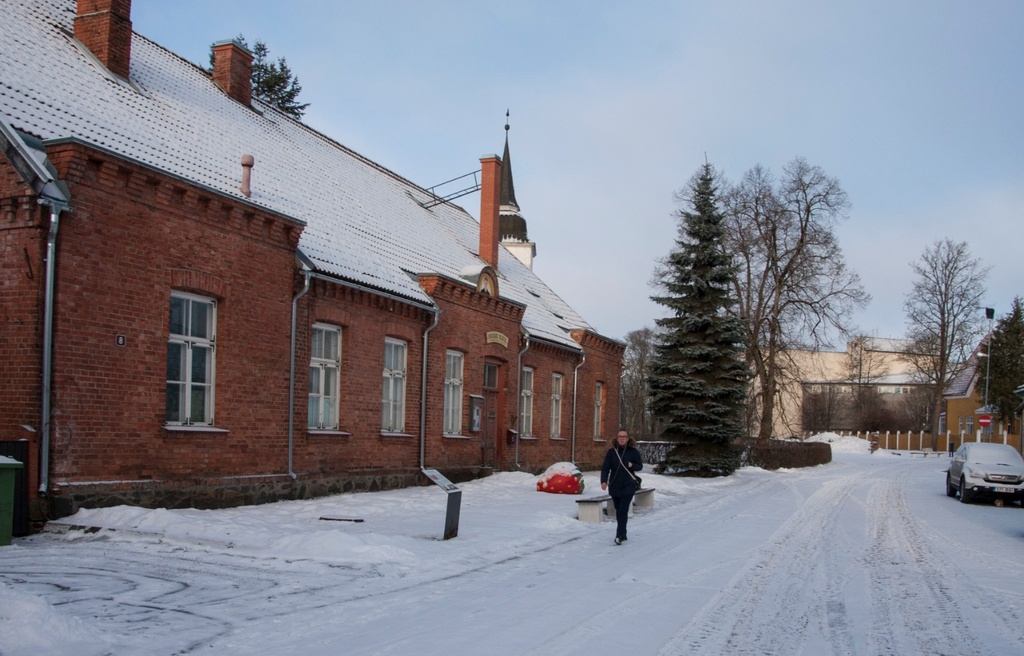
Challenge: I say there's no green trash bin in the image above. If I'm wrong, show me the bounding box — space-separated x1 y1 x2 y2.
0 455 24 546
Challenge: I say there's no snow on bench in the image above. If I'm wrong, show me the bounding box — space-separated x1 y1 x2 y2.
575 488 655 524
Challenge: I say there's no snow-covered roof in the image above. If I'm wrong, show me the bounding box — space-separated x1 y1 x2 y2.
944 357 980 399
0 0 598 351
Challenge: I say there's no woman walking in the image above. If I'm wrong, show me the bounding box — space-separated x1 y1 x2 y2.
601 430 643 545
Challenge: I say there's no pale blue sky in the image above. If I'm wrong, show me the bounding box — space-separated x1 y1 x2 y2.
133 0 1024 345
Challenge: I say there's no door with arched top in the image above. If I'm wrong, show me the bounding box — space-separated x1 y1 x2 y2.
482 361 501 468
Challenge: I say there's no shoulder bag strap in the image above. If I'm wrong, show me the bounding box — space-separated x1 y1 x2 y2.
614 447 640 484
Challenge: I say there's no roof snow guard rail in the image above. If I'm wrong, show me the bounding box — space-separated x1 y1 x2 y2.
421 170 481 209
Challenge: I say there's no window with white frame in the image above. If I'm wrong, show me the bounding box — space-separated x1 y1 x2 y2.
444 350 464 434
593 381 604 439
382 338 407 432
520 367 534 437
965 416 974 436
166 292 216 426
308 324 341 429
550 373 563 438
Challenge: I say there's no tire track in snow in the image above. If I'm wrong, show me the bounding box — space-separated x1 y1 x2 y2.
656 471 864 655
512 476 786 656
861 475 1011 656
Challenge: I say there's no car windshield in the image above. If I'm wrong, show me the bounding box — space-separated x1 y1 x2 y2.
968 444 1024 466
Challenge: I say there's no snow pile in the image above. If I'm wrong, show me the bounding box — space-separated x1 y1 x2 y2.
806 432 873 454
0 582 112 656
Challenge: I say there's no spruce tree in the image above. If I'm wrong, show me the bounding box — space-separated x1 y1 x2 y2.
988 297 1024 432
210 36 309 119
649 162 749 475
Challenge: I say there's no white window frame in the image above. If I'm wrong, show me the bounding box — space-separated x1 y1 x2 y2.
593 381 604 439
444 350 464 435
550 373 563 438
520 366 534 437
166 292 216 426
382 338 407 432
308 324 341 430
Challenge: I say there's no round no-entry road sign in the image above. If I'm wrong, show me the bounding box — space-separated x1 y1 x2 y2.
979 414 992 427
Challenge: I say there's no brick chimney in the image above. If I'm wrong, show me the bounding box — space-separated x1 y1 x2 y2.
479 154 502 269
211 40 253 106
74 0 133 79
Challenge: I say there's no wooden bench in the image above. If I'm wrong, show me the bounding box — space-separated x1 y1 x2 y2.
576 488 655 524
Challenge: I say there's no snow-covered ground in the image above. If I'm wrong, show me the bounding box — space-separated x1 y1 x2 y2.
3 435 1024 656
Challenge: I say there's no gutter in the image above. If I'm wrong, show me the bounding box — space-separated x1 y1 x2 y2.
38 200 68 495
514 332 531 470
309 272 437 314
0 120 72 496
287 267 312 479
571 352 586 463
419 309 442 470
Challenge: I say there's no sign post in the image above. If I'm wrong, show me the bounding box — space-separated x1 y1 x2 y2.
422 469 461 540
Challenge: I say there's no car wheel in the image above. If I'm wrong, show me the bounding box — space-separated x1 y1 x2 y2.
959 477 972 504
946 473 957 498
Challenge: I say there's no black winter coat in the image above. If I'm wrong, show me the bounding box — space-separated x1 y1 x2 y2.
601 445 643 496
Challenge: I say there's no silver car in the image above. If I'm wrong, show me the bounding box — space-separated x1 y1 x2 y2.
947 442 1024 505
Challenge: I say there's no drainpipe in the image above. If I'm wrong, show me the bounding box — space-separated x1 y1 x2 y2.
514 332 531 470
287 267 312 480
38 200 66 495
419 308 442 470
571 352 586 463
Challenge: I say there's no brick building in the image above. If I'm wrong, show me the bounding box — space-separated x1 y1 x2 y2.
0 0 624 526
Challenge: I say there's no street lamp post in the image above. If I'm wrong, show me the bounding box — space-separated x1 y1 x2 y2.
984 307 994 410
981 307 995 442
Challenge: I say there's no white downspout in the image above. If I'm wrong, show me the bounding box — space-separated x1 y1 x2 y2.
514 333 530 470
419 309 442 470
571 353 586 464
287 268 312 480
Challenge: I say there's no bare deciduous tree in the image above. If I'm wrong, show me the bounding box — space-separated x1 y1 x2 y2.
801 383 847 434
902 239 989 448
722 158 870 439
620 327 658 440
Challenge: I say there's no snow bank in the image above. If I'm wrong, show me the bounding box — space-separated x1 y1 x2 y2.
806 432 873 454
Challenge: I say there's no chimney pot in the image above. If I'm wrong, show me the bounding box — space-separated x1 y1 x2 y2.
240 154 254 197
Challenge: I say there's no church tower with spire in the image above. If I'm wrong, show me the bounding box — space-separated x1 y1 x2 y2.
498 114 536 270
